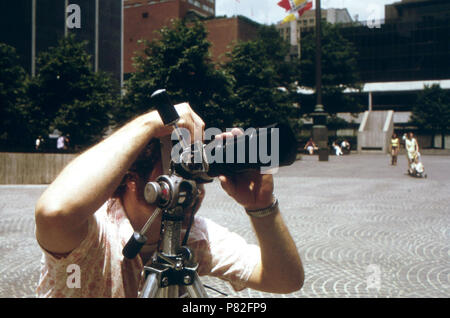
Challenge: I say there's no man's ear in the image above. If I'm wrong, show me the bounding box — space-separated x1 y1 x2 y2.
125 172 138 193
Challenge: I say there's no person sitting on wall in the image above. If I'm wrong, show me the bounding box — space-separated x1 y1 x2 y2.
340 139 351 154
332 141 343 156
304 138 318 155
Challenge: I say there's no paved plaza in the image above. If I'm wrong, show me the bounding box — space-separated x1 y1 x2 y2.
0 153 449 298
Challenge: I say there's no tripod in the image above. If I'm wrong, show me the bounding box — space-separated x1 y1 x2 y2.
138 174 208 298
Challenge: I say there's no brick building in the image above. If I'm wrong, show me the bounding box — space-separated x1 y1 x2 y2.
123 0 259 75
124 0 215 74
203 16 260 65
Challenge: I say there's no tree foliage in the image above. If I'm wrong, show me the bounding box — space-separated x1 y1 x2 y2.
25 34 119 149
298 22 363 115
0 43 30 149
121 19 235 130
410 84 450 148
224 25 300 129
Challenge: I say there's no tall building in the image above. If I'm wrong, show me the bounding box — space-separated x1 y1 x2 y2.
0 0 123 85
123 0 215 74
338 0 450 145
339 0 450 84
385 0 450 22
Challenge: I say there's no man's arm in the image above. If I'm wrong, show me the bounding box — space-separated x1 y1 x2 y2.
218 172 304 294
247 209 304 293
35 104 204 255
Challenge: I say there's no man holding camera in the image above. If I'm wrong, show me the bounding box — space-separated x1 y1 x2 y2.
35 103 304 297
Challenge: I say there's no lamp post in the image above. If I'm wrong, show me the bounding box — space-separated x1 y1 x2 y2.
311 0 329 161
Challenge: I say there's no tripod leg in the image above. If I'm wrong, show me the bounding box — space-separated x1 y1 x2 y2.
158 285 179 298
185 272 208 298
139 273 160 298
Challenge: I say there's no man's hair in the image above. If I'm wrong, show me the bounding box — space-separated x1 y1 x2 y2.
113 138 161 198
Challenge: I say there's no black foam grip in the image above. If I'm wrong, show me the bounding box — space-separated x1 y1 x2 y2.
122 232 147 259
150 89 179 126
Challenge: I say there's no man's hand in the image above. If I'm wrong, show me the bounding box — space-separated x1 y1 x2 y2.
151 102 205 142
214 129 274 210
219 172 274 211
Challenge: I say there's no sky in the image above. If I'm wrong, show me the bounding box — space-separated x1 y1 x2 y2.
215 0 400 25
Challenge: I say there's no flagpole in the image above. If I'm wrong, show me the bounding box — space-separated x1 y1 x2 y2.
312 0 329 161
315 0 322 107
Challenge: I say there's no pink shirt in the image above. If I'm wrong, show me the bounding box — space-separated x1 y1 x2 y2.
36 199 260 297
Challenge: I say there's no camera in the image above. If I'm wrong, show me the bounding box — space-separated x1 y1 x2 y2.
151 89 298 184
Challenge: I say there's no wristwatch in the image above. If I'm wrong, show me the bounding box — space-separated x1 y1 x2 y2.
245 198 279 218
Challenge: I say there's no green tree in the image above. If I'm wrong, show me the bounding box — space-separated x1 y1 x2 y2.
410 84 450 149
256 24 298 88
224 27 300 129
121 19 235 130
26 34 119 150
0 43 31 150
298 22 363 115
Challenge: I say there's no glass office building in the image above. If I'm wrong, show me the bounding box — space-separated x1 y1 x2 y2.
296 0 450 111
339 17 450 83
0 0 123 85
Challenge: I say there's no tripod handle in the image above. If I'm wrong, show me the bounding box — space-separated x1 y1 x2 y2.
122 208 162 259
123 232 147 259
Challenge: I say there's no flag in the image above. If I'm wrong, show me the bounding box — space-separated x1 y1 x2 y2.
277 0 308 12
278 1 313 23
277 0 291 12
298 1 312 16
291 0 308 11
281 13 296 24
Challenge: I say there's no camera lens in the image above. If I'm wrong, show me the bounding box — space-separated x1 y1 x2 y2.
204 123 297 177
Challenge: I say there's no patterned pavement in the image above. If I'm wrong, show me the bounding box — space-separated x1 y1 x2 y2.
0 154 449 298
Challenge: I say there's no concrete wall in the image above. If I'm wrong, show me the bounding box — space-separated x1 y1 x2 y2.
433 134 450 149
0 153 77 184
358 110 394 153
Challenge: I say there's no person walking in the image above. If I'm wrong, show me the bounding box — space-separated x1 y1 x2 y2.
389 133 400 165
404 132 419 172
